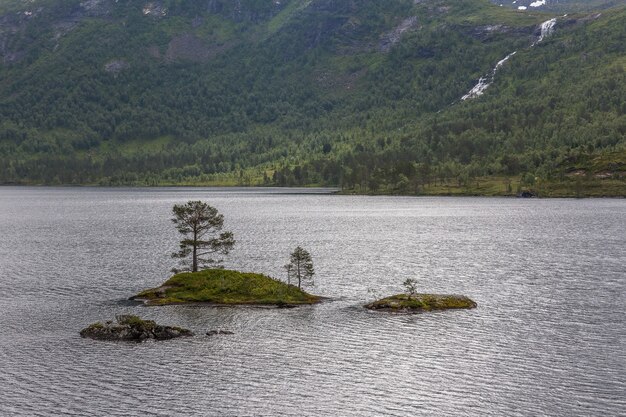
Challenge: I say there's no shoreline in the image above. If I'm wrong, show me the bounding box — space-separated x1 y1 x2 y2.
1 183 624 198
130 297 330 308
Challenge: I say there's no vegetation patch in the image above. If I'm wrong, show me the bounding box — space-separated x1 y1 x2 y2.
365 293 477 312
131 269 322 306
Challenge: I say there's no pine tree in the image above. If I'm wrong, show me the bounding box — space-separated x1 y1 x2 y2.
171 201 235 272
286 246 315 289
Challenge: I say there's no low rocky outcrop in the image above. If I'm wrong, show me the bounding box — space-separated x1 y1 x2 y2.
104 59 130 74
206 330 234 336
80 315 193 341
465 24 534 41
365 293 477 312
380 16 419 52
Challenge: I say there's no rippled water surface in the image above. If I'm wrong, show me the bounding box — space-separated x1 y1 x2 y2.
1 188 625 416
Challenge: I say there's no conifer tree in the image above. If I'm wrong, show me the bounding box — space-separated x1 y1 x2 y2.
286 246 315 289
171 201 235 272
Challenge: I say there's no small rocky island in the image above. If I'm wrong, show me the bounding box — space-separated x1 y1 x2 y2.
365 293 477 312
131 269 321 306
80 315 194 341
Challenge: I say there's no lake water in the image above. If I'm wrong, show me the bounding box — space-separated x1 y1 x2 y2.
0 187 624 416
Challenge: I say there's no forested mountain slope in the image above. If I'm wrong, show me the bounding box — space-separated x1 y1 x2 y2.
0 0 624 195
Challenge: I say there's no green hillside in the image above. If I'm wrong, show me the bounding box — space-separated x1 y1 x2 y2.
0 0 624 196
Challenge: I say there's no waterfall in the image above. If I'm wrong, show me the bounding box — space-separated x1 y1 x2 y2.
537 18 557 43
460 17 558 101
461 51 517 100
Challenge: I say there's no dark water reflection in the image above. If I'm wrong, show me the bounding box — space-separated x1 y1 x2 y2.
0 188 624 416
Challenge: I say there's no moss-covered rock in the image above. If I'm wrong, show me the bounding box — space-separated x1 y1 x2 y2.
365 293 477 312
80 315 194 341
130 269 321 306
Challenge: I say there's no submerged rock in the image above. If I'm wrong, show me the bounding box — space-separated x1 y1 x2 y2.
80 315 193 341
206 330 234 336
365 293 477 312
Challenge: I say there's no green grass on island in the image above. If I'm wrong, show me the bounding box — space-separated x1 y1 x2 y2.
365 293 477 312
132 269 321 306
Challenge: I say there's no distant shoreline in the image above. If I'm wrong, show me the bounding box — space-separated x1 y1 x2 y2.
2 183 625 198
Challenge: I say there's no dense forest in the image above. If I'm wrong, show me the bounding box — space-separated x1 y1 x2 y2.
0 0 624 196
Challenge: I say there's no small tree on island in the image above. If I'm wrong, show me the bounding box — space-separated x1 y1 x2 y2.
403 278 418 298
171 201 235 273
285 246 315 289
